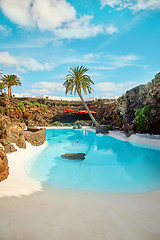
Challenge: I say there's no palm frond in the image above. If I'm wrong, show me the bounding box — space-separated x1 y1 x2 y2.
64 66 94 96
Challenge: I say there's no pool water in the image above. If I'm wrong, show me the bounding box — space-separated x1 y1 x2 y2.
27 129 160 193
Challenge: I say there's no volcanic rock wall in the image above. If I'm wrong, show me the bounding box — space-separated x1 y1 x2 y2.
0 72 159 133
97 73 160 134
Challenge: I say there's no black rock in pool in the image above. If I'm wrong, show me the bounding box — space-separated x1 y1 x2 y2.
61 153 86 160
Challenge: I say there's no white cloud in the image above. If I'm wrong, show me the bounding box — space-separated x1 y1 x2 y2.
29 89 53 95
106 25 118 34
92 54 140 70
109 54 140 67
0 0 33 26
83 53 100 61
0 0 118 40
0 52 55 72
61 53 140 70
100 0 160 11
100 0 122 8
32 81 64 92
31 0 76 30
0 24 11 35
54 15 104 39
0 0 76 28
95 81 137 96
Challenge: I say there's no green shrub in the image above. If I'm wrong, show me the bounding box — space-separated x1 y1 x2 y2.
18 101 25 111
134 105 150 131
108 124 113 130
32 101 41 107
23 100 34 107
41 104 47 111
117 121 122 128
64 123 72 126
3 93 8 98
117 116 122 128
0 106 6 115
52 121 62 126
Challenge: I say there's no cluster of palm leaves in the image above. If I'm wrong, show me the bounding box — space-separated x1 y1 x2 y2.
0 71 21 97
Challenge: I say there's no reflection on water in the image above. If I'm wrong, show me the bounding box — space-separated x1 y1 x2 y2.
28 129 160 193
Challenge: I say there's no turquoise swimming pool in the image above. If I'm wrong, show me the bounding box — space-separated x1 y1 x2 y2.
28 129 160 193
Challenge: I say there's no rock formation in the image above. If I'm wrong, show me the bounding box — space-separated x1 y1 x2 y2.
96 73 160 134
0 72 159 134
1 122 26 146
61 153 86 160
24 128 46 146
0 148 9 182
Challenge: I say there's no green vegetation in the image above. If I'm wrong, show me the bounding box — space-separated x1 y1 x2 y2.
0 82 6 94
108 124 113 130
52 121 62 126
117 116 122 128
1 74 21 97
22 100 47 111
41 104 48 111
134 105 150 131
74 120 92 126
23 100 34 106
63 123 72 126
18 102 25 111
0 106 6 115
33 101 40 106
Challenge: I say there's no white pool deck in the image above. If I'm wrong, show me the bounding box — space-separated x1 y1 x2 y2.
0 128 160 240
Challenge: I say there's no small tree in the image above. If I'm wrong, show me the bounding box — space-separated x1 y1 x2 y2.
2 74 21 97
0 82 6 94
134 105 150 131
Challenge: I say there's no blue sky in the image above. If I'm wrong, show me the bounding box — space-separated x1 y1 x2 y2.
0 0 160 98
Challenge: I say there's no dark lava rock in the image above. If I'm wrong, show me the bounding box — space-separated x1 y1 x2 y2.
61 153 86 160
96 125 109 134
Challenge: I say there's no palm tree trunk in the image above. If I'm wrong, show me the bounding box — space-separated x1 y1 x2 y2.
78 91 100 128
8 86 10 97
10 86 12 97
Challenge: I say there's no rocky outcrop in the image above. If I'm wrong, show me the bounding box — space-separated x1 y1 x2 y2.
97 73 160 134
122 73 160 134
96 125 109 134
0 72 159 134
3 144 17 153
61 153 86 160
16 134 26 149
0 121 26 146
24 128 46 146
0 148 9 182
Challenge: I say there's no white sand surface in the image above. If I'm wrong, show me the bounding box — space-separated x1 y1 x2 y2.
108 130 160 149
0 141 48 198
0 129 160 240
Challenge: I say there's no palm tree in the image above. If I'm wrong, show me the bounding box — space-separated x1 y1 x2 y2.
2 74 21 97
64 66 100 128
0 82 6 94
